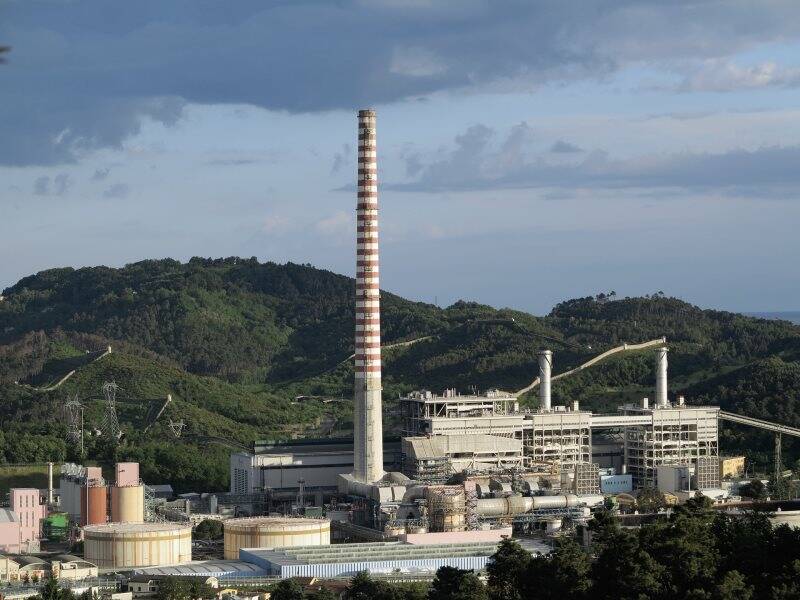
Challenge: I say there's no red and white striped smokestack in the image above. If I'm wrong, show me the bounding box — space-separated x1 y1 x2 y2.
353 109 384 483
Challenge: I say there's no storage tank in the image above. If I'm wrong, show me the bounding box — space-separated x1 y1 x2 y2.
111 485 145 523
83 522 192 568
223 517 330 560
80 484 108 526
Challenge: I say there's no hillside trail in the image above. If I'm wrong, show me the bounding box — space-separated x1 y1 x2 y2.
514 337 667 396
18 346 113 392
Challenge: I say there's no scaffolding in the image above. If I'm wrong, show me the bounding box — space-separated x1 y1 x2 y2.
574 462 600 495
425 486 466 533
522 410 591 473
623 405 719 488
695 456 721 490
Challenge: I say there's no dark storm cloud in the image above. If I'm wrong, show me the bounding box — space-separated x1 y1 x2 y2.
390 124 800 196
2 0 800 165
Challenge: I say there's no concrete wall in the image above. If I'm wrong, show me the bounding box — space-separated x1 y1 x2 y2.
10 489 45 548
400 528 512 545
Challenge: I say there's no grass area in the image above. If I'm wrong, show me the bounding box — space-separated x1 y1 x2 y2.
0 464 53 497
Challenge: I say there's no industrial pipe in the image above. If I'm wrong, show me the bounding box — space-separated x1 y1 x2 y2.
656 346 668 408
475 494 605 516
539 350 553 412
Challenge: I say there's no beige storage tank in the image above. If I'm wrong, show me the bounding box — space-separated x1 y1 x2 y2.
223 517 330 559
83 522 192 568
111 485 144 523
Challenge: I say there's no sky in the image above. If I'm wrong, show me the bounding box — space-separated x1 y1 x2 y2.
1 1 800 315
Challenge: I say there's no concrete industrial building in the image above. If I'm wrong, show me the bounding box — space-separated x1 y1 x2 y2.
240 541 500 578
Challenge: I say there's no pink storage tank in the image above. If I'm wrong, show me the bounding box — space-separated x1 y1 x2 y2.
115 463 140 487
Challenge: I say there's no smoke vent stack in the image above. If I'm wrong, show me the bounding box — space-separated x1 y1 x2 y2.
642 397 649 409
539 350 553 412
353 109 384 483
656 346 669 408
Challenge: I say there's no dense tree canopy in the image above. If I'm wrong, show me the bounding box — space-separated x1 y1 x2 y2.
1 258 799 490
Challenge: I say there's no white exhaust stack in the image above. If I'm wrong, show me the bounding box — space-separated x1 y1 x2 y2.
47 462 54 505
539 350 553 412
353 109 384 483
656 346 669 408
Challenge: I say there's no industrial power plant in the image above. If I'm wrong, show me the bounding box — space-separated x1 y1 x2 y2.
226 109 800 548
1 109 799 592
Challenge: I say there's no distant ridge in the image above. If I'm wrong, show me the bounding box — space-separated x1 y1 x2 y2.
745 311 800 325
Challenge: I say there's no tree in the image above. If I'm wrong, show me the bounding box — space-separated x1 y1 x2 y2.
271 579 306 600
590 529 663 600
521 538 590 600
308 588 338 600
714 571 752 600
636 487 666 512
486 539 530 600
343 572 399 600
428 567 487 600
739 479 767 501
36 577 76 600
194 519 223 540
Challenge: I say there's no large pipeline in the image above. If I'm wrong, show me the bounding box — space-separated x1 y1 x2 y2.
475 494 604 517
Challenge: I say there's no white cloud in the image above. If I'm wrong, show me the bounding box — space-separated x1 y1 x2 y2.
678 59 800 92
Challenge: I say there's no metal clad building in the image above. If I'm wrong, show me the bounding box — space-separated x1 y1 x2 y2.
240 541 497 578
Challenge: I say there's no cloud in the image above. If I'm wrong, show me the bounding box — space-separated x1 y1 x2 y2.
261 215 291 234
53 173 72 195
389 123 800 196
331 144 352 175
103 183 130 199
33 177 50 196
550 140 583 153
205 158 260 166
92 168 111 181
32 173 71 196
3 1 800 165
315 211 352 237
675 59 800 93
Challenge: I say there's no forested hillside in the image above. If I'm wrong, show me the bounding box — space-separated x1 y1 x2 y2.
1 258 799 491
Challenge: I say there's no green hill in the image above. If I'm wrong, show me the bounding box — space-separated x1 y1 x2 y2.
1 258 799 491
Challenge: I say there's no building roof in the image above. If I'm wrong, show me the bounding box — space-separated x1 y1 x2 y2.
0 509 19 523
11 556 47 568
134 561 267 578
148 484 174 494
403 434 521 460
53 555 96 568
243 541 499 567
83 522 190 534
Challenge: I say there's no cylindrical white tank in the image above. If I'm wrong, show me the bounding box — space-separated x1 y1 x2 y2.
111 485 145 523
83 522 192 569
539 350 552 412
656 346 668 407
223 517 330 560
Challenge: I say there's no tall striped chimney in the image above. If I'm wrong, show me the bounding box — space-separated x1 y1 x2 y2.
353 109 384 483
